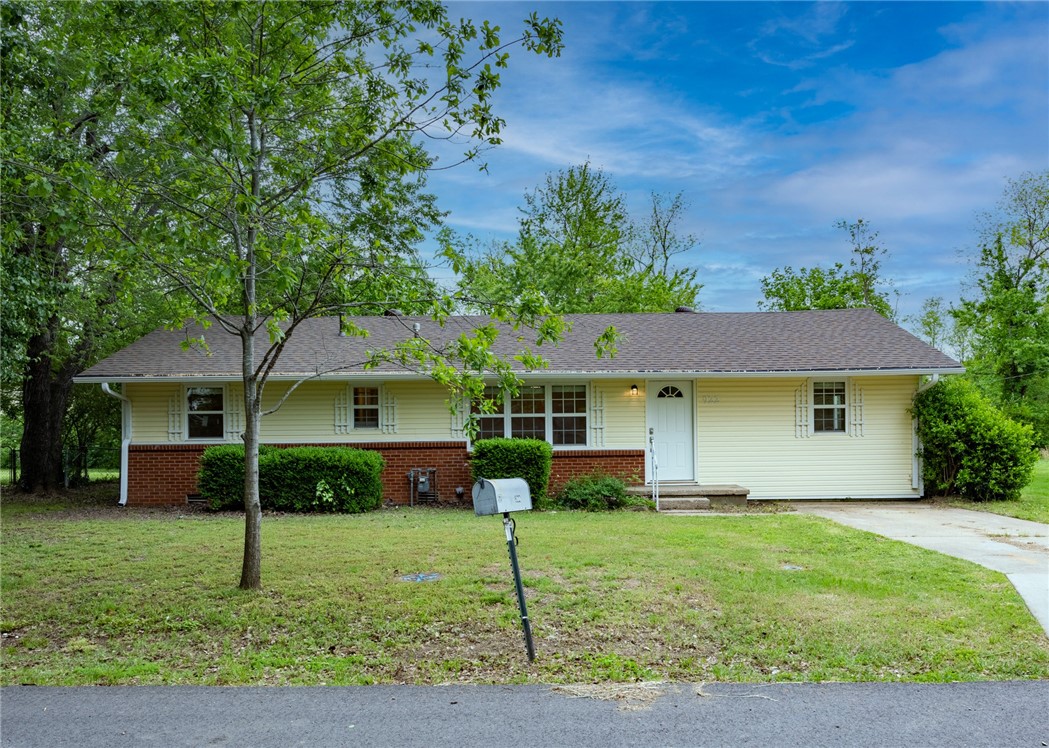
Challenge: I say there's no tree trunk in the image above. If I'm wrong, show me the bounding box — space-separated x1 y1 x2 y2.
239 329 263 591
19 322 71 492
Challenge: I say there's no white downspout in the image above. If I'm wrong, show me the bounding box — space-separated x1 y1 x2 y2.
917 373 941 394
101 383 131 506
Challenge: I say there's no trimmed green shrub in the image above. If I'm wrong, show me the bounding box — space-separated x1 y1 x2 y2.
258 447 384 513
913 377 1037 501
470 438 552 500
198 444 274 511
198 445 383 512
552 474 650 511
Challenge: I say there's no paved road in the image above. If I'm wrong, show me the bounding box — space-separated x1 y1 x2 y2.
2 682 1048 747
793 502 1049 636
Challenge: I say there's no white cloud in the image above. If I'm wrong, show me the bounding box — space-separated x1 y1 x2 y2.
749 2 854 69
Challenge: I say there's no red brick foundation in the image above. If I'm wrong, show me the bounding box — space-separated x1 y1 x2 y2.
127 444 208 506
549 449 646 496
125 443 646 507
360 442 473 505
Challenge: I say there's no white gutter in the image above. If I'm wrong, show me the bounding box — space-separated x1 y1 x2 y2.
75 367 967 385
101 383 131 506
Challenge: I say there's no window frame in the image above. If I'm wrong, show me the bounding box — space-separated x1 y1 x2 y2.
472 382 589 447
811 379 848 434
351 385 381 431
185 385 227 441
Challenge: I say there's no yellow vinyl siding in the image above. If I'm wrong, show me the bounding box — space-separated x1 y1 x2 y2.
696 377 920 499
380 382 457 440
596 379 646 448
126 383 180 442
125 380 460 444
259 381 455 443
258 381 344 442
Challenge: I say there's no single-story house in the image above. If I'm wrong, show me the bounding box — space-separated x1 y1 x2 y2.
75 308 963 507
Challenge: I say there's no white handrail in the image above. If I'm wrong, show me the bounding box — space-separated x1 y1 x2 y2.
648 427 659 511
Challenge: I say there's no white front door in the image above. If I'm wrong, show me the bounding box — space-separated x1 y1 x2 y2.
648 382 694 481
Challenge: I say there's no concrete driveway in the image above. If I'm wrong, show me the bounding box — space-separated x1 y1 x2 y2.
794 502 1049 636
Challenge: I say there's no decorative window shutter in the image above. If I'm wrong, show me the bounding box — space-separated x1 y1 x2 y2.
225 385 244 441
849 382 865 437
380 386 397 434
794 385 810 438
334 386 351 435
450 396 468 439
590 386 606 448
168 394 184 442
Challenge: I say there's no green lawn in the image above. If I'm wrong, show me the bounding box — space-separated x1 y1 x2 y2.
945 458 1049 523
0 468 119 487
2 502 1046 686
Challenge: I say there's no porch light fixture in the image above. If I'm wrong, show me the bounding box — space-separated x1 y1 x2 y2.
630 384 639 396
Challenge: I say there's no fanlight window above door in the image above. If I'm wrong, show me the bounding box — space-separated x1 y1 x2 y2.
657 386 684 399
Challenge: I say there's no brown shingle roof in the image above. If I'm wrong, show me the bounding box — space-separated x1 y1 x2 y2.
76 309 962 381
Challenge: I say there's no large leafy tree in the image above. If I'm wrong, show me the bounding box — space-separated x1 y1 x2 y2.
759 218 896 320
905 296 969 358
456 162 701 313
0 1 170 490
54 1 566 590
954 171 1049 445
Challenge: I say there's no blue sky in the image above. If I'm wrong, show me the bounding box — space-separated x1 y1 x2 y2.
422 1 1048 325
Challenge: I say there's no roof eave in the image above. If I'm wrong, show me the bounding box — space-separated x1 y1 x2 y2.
74 366 966 384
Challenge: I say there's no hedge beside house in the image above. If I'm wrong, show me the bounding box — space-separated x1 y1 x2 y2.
913 377 1037 502
198 445 384 512
198 444 274 511
470 438 553 500
259 446 384 513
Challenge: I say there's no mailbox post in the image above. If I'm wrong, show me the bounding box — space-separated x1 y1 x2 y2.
472 478 536 662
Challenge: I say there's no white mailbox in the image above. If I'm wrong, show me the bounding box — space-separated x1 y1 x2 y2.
471 478 532 516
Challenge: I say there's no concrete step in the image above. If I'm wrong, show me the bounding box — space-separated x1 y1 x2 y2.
657 497 711 511
627 483 750 509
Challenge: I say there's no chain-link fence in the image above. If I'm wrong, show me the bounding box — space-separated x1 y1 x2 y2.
3 445 120 487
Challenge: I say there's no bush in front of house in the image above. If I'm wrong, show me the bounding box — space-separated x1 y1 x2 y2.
198 445 384 512
258 446 384 513
198 444 275 510
470 438 552 501
913 377 1037 502
551 473 652 511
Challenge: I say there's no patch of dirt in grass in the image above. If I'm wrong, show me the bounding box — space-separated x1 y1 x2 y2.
375 570 720 684
1 483 221 522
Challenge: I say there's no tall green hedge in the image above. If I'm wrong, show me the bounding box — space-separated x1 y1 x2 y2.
198 445 384 512
198 444 274 511
259 446 384 513
913 377 1037 501
470 438 552 500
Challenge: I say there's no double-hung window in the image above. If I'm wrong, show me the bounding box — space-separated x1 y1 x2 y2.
551 385 587 445
186 386 225 439
473 384 588 446
353 386 380 429
812 381 847 433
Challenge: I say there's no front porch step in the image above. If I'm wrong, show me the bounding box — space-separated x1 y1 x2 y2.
627 483 750 509
656 496 711 511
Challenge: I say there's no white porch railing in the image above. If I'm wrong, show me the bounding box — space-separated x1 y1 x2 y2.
648 427 659 511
